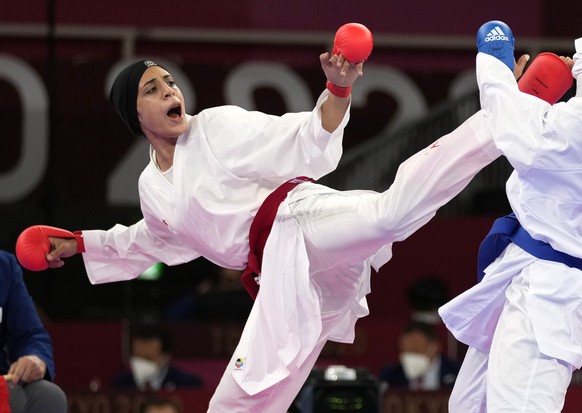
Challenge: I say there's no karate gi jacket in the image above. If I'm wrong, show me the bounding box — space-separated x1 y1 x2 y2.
80 90 499 394
440 44 582 368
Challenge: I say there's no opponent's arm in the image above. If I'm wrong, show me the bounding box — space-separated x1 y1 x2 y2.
476 21 576 172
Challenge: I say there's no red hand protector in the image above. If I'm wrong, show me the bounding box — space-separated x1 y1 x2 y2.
518 52 573 104
16 225 75 271
332 23 374 63
0 376 10 413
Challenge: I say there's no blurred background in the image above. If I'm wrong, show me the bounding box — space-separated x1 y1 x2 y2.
1 1 581 411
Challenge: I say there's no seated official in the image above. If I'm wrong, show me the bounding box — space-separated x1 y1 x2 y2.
0 250 67 413
379 321 459 390
112 320 202 391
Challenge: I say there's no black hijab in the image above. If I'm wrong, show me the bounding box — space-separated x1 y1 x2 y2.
109 59 163 137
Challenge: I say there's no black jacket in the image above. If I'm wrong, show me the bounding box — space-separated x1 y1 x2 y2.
112 364 203 390
379 354 460 389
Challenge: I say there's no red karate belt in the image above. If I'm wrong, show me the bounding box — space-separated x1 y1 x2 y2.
0 376 11 413
241 177 315 299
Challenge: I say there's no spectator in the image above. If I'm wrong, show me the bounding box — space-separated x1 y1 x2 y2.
112 321 202 391
379 321 459 390
0 250 67 413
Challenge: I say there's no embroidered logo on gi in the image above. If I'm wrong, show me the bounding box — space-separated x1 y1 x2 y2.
234 358 245 370
425 141 440 155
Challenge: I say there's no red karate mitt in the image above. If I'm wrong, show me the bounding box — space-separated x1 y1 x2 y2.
518 52 573 104
0 375 10 413
15 225 78 271
332 23 374 63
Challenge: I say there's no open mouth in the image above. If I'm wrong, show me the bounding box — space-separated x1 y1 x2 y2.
167 104 182 119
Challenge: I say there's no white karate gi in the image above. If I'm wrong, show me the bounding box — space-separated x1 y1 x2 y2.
440 43 582 413
79 90 498 412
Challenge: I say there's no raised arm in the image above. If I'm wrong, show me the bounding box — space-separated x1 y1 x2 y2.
476 23 578 173
319 52 361 132
320 23 373 132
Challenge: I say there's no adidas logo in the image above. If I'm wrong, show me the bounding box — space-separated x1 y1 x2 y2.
485 26 510 42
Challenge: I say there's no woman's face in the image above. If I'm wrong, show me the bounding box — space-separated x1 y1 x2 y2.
136 66 187 140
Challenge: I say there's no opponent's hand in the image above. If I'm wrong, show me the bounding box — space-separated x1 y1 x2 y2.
514 54 530 80
7 355 46 384
477 20 515 71
559 55 574 70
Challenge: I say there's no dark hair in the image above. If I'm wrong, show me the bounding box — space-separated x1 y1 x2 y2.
139 396 181 413
406 276 449 311
131 321 172 353
402 321 438 342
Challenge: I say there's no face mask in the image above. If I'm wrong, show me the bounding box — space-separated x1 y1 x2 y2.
411 311 441 325
130 356 159 386
400 352 430 381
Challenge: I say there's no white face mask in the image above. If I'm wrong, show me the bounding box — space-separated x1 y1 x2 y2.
411 311 441 325
400 352 431 381
130 356 159 386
